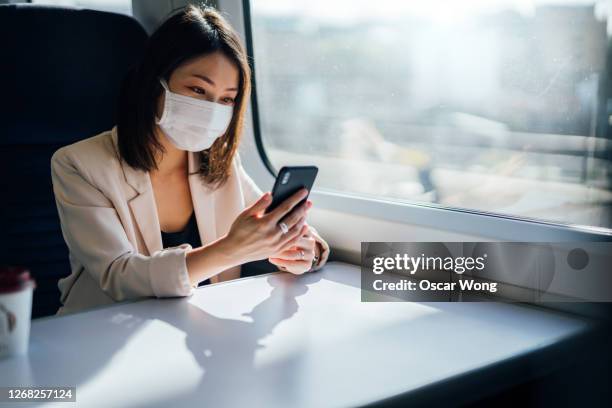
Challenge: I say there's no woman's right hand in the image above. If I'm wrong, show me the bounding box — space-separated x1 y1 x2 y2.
222 188 312 264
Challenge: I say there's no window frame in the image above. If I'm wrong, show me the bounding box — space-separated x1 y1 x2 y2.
242 0 276 176
241 0 612 241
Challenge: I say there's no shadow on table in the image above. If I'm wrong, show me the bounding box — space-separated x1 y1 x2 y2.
143 271 323 407
3 271 322 408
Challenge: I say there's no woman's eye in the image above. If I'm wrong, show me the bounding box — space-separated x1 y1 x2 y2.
191 87 205 95
222 97 235 105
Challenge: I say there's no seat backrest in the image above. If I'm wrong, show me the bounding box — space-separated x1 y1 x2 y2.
0 4 148 318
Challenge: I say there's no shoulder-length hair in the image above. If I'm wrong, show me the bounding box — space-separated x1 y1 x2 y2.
116 4 251 188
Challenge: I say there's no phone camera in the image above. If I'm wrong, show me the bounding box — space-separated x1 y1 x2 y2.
282 172 290 184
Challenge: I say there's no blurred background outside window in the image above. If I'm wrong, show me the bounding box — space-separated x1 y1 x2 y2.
251 0 612 231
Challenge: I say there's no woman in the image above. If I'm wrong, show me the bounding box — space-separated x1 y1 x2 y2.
50 5 329 315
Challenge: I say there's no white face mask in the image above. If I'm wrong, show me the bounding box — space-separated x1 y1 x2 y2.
156 79 234 152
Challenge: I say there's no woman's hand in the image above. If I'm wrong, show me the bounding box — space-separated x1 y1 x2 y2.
222 189 312 265
268 226 320 274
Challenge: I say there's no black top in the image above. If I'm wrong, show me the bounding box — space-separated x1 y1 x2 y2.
161 212 210 287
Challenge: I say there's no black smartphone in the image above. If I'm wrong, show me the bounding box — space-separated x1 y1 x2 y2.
265 166 318 214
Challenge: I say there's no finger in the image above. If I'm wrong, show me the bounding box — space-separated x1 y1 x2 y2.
270 258 309 266
301 223 314 237
273 214 306 243
271 248 314 262
266 188 309 223
275 236 315 254
294 236 316 250
267 257 295 272
277 200 310 230
247 192 272 217
278 224 309 251
277 218 307 248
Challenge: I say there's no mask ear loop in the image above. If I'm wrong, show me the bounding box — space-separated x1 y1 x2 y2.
156 78 170 124
159 78 170 91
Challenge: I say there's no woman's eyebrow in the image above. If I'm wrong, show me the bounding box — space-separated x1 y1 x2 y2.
192 74 238 92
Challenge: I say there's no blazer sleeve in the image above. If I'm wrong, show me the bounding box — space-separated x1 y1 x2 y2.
51 148 194 302
235 153 330 270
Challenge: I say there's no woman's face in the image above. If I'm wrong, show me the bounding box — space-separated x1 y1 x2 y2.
158 51 240 114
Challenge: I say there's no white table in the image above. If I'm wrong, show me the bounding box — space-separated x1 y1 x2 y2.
0 262 593 408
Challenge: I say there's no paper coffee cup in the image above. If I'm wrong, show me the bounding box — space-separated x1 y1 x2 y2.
0 267 35 359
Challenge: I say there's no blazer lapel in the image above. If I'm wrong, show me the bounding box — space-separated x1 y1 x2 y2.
188 152 217 247
129 188 163 255
111 128 163 255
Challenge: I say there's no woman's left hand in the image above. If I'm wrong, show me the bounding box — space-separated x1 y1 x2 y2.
269 229 319 275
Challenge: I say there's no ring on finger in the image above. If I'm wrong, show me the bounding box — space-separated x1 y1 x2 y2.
278 222 289 234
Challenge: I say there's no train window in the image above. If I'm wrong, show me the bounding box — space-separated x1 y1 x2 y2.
248 0 612 232
31 0 131 15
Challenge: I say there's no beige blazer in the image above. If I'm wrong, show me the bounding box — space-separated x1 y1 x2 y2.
51 127 330 315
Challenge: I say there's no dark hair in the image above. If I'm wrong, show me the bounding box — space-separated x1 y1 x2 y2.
116 4 251 187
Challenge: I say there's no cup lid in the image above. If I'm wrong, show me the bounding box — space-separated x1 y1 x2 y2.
0 266 36 294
